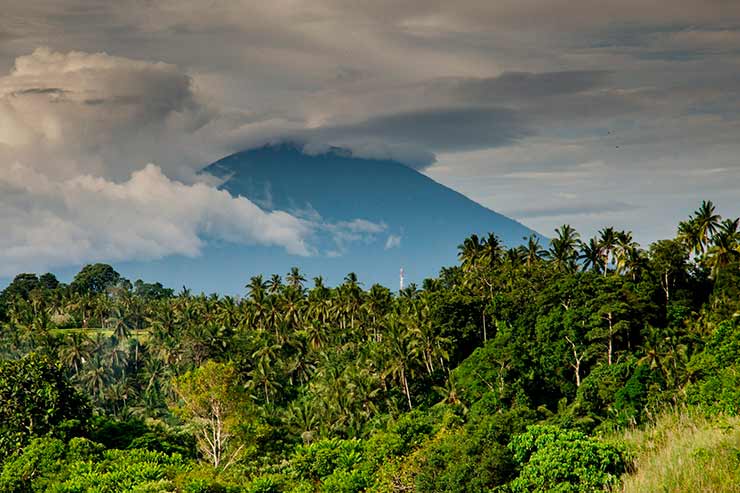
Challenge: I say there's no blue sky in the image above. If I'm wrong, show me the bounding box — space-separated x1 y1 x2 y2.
1 1 739 277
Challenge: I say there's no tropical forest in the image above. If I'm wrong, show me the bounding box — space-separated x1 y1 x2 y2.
2 200 740 493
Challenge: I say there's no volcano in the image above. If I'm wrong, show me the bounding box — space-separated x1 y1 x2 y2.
116 144 541 293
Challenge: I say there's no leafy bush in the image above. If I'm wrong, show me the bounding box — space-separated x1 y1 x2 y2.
0 437 66 493
507 425 626 493
291 438 364 480
412 411 523 493
0 353 89 459
54 448 186 492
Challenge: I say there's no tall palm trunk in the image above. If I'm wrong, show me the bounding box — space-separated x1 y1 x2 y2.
402 368 413 411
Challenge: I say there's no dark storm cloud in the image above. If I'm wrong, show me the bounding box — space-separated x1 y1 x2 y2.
433 71 611 102
322 106 532 155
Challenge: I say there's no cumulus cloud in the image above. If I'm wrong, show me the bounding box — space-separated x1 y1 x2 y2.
0 48 396 275
0 163 315 276
0 48 220 181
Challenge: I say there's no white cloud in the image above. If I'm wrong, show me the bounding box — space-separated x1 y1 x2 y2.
322 218 388 255
0 162 313 276
385 234 402 250
0 48 219 181
0 48 390 276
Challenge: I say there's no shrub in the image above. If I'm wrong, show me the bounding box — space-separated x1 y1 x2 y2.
507 425 626 493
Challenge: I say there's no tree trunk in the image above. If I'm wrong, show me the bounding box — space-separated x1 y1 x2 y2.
565 336 582 387
607 312 614 365
402 368 413 411
663 272 670 304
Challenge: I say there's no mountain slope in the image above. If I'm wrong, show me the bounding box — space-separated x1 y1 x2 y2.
117 144 541 293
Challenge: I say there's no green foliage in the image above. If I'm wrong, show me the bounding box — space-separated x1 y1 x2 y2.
1 273 43 302
0 437 65 493
414 408 535 492
291 438 364 480
0 353 89 459
1 202 740 491
172 361 250 470
685 321 740 414
52 448 186 492
575 361 633 421
66 437 105 462
364 410 435 463
508 425 626 492
70 263 123 295
321 468 369 493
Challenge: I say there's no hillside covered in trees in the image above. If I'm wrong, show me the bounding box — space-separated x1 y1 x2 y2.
1 200 739 492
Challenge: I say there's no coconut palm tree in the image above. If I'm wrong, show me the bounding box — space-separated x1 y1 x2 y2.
579 237 603 273
705 217 740 277
79 354 113 402
614 231 639 275
524 235 547 269
266 274 283 295
286 267 307 290
598 227 617 275
677 219 702 256
457 234 485 271
382 314 415 411
246 275 267 302
695 200 722 252
546 225 580 272
482 233 504 267
59 332 92 374
108 306 132 341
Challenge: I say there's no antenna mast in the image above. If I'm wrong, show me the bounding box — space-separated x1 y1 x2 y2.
400 267 404 291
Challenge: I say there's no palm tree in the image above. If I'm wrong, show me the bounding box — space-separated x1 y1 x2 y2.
246 275 267 303
546 225 580 272
482 233 504 267
622 246 648 281
677 219 702 256
614 231 639 275
79 354 113 402
284 401 320 443
382 315 415 411
524 235 547 269
705 217 740 277
695 200 722 252
266 274 283 295
678 200 722 256
282 288 304 332
598 227 617 275
59 332 92 374
286 267 307 290
108 306 132 341
457 234 484 271
106 342 129 372
505 247 526 267
579 237 603 273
